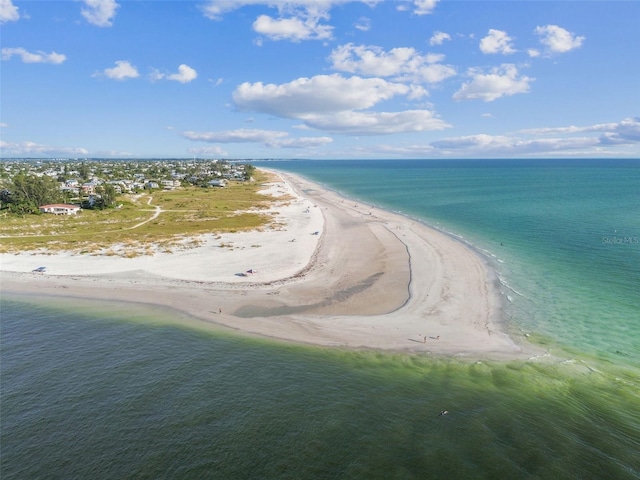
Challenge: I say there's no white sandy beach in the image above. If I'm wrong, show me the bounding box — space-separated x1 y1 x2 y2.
1 170 531 359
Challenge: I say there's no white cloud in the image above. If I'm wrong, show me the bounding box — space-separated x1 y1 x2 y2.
232 74 448 135
187 146 229 157
0 122 8 127
410 63 456 84
201 1 381 20
2 47 66 64
168 65 197 83
432 134 507 149
429 31 451 46
276 136 334 148
411 0 439 15
354 16 371 32
91 149 136 157
152 64 198 83
521 117 640 145
233 74 413 117
425 117 640 157
361 143 438 157
182 128 333 148
453 64 533 102
329 43 455 84
201 1 380 42
183 129 289 143
608 117 640 143
200 0 251 21
431 133 599 155
7 121 626 160
149 69 164 82
527 49 540 58
201 0 251 20
299 110 450 135
331 44 415 76
520 123 615 135
199 1 440 42
164 64 198 83
360 119 640 157
253 13 333 41
479 29 516 54
535 25 585 54
0 0 20 23
0 140 89 156
81 0 119 27
97 60 139 80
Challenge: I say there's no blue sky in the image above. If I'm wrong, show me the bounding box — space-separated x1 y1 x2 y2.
1 0 639 159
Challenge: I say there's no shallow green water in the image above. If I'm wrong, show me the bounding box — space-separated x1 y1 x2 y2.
1 298 639 479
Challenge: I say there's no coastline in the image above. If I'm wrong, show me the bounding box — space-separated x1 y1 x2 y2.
1 169 534 360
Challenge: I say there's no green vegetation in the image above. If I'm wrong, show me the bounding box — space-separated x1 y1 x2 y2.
1 173 64 214
0 169 281 256
81 184 118 210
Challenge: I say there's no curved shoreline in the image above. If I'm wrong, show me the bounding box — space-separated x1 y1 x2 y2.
281 169 512 332
0 169 537 360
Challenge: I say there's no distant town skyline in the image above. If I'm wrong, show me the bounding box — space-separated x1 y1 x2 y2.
1 0 639 159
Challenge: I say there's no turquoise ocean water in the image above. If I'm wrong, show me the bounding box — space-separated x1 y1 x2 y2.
2 159 639 479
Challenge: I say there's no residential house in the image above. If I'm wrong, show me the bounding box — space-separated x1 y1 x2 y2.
161 179 181 190
39 204 81 215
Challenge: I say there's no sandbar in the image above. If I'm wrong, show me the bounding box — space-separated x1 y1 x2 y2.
1 169 530 359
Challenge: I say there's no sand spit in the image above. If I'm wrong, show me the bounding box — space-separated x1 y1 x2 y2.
1 170 531 359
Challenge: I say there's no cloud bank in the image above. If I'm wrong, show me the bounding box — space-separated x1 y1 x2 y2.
2 47 66 64
182 128 333 148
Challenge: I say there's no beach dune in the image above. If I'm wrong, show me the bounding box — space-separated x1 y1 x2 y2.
1 170 525 359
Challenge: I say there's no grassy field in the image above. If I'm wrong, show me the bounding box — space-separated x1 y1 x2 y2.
0 171 289 256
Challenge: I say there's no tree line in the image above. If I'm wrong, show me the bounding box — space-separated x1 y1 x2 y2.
0 174 116 215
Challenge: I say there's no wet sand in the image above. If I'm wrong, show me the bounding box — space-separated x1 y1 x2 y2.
1 170 531 359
